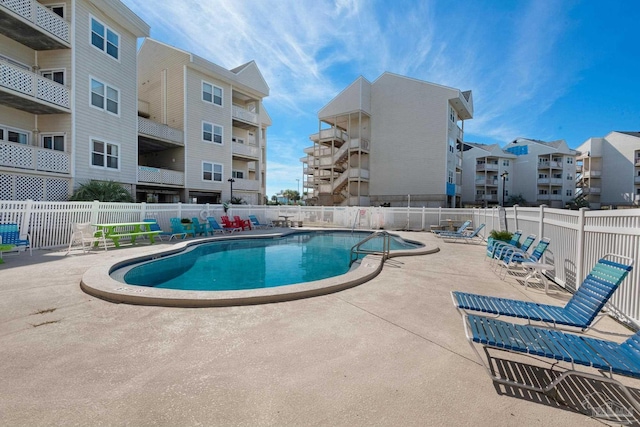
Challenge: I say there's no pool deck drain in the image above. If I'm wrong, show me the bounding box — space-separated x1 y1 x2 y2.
0 229 635 426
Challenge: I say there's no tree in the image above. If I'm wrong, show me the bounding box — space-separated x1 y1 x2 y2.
565 193 590 210
282 189 299 205
506 194 527 207
69 180 134 202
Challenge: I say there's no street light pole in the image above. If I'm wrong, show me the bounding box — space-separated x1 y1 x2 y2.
501 171 509 206
228 178 235 202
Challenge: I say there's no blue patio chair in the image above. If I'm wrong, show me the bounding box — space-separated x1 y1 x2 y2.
206 217 238 234
496 237 551 279
489 234 536 267
441 224 485 243
463 313 640 414
143 219 184 241
170 217 195 238
452 254 634 331
191 217 212 236
485 230 522 260
433 220 472 236
0 223 32 255
248 215 272 229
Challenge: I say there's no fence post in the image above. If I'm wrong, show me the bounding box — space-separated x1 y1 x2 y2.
21 199 33 240
421 207 426 231
575 207 588 287
177 202 182 219
90 200 100 225
538 205 546 240
438 207 442 227
140 202 147 220
513 204 519 231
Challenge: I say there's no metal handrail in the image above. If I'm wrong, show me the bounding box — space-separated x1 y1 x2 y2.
349 231 391 267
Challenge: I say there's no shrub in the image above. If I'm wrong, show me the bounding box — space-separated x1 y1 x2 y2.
489 230 513 242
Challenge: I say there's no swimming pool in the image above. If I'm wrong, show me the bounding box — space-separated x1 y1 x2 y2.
81 229 438 307
112 231 422 291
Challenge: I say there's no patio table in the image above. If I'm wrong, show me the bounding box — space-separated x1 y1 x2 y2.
94 222 161 248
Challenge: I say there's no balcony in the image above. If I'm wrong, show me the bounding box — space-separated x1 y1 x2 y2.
582 170 601 178
309 128 348 144
138 117 183 145
232 105 257 127
137 166 184 186
233 178 260 192
0 0 70 49
476 163 499 171
581 187 601 195
476 194 497 202
0 58 70 113
0 141 70 174
538 194 563 201
232 141 259 160
635 176 640 184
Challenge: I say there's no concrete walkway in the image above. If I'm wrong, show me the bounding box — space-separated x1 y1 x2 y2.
0 231 636 426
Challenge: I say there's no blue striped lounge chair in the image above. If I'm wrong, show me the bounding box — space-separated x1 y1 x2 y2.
207 217 238 234
463 313 640 414
486 230 522 260
248 215 272 229
495 237 550 279
441 224 485 243
452 254 633 331
433 220 472 236
488 234 536 267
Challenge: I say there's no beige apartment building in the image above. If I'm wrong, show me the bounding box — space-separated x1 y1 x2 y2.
576 131 640 209
461 142 516 207
0 0 149 200
136 39 270 205
301 73 473 207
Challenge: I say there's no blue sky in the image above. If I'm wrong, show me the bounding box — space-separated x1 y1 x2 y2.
121 0 640 198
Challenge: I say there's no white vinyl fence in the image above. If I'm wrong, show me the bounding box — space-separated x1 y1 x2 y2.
2 200 639 324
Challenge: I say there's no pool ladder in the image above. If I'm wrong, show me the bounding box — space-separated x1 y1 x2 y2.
349 231 391 267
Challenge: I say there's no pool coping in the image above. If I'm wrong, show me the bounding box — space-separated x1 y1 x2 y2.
80 229 440 307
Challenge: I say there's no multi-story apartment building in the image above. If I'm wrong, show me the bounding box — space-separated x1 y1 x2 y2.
501 138 577 208
0 0 149 200
301 73 472 207
461 142 516 207
136 38 270 205
576 131 640 209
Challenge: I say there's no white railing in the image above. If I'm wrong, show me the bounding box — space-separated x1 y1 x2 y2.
232 105 257 124
3 201 640 324
634 176 640 184
309 128 348 142
0 141 70 173
137 166 184 185
138 117 183 144
0 58 70 109
231 141 259 159
476 163 499 171
233 178 260 191
0 0 70 43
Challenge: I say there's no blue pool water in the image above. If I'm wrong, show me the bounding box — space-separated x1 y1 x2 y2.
114 231 421 291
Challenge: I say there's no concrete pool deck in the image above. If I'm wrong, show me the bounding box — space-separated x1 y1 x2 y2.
0 229 637 426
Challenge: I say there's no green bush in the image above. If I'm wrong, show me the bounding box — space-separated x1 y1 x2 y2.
489 230 513 242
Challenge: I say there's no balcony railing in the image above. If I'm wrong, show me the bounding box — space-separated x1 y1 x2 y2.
309 128 348 143
476 163 499 171
635 176 640 184
137 166 184 186
0 58 70 110
538 194 563 201
232 141 259 159
0 0 70 44
138 117 183 144
538 161 563 169
233 178 260 192
232 105 257 125
0 141 70 173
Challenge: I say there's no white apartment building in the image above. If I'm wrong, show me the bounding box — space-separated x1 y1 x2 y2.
461 142 516 207
576 131 640 209
301 73 472 207
0 0 149 200
136 38 270 205
501 138 577 208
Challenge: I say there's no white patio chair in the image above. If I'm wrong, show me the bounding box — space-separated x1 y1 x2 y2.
66 222 108 254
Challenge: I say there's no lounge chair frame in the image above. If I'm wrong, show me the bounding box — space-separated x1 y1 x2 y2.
463 313 640 415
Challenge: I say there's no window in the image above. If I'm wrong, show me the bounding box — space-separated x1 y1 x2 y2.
41 69 64 85
203 162 222 181
232 170 244 179
502 160 510 167
566 174 573 180
449 106 456 123
202 82 222 106
91 17 119 60
45 4 64 17
448 170 454 184
566 190 573 197
566 157 574 164
232 136 245 144
0 126 29 144
538 189 548 195
91 139 119 169
202 122 222 144
42 134 64 151
90 78 119 115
